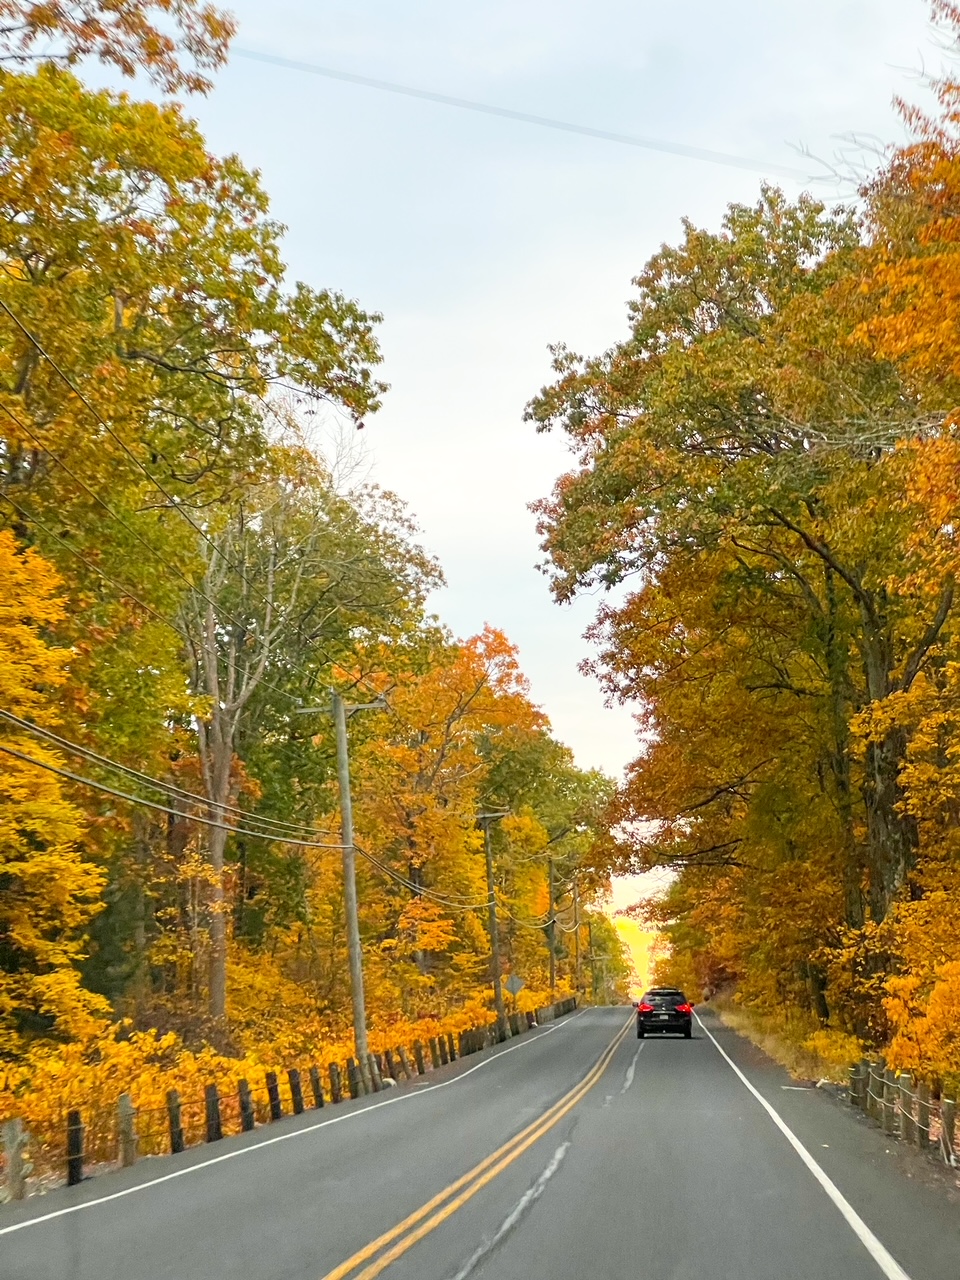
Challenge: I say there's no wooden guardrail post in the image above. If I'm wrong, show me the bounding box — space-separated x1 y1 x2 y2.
166 1089 185 1153
288 1069 305 1115
857 1058 870 1107
867 1062 882 1121
438 1036 449 1066
429 1037 442 1068
446 1033 457 1062
882 1068 897 1134
329 1063 343 1104
855 1059 870 1111
346 1058 362 1099
118 1093 138 1167
941 1096 956 1165
397 1046 413 1080
204 1083 223 1142
917 1081 932 1151
309 1066 324 1108
266 1071 283 1120
384 1049 398 1082
2 1118 30 1200
66 1109 84 1186
898 1074 916 1144
238 1079 256 1132
367 1053 383 1091
414 1041 427 1074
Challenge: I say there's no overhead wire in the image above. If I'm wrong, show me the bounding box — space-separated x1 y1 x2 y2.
233 47 814 181
0 279 606 938
0 709 340 840
352 843 491 910
0 713 494 909
2 728 591 923
0 741 346 849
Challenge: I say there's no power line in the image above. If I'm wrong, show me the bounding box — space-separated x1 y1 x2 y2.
352 842 490 910
0 740 347 849
233 47 812 180
0 709 339 840
0 715 494 909
0 506 566 912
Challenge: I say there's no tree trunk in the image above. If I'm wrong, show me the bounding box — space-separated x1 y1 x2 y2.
207 816 228 1021
862 727 917 922
200 704 235 1024
822 567 864 929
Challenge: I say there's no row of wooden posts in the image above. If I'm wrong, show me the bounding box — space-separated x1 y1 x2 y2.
2 999 578 1201
847 1058 958 1167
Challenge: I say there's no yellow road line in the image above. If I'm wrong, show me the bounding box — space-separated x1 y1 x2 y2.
320 1013 633 1280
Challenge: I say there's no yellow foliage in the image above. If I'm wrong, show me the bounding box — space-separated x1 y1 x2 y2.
0 531 108 1054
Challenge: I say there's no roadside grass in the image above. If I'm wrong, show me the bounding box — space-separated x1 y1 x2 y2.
710 997 861 1085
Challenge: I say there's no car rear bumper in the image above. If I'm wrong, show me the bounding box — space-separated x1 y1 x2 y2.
638 1016 691 1033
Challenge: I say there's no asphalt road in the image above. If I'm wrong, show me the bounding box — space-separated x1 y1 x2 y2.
2 1006 958 1280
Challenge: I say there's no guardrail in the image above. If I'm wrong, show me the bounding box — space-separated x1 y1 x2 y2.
846 1058 957 1169
0 996 579 1202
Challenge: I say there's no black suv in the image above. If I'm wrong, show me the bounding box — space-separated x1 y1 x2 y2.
635 988 694 1038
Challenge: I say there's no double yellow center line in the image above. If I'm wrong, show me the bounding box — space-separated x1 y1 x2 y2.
320 1013 634 1280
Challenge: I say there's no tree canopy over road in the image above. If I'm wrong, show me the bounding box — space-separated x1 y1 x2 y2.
531 0 960 1086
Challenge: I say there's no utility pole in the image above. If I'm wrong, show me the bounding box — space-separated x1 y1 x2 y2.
332 690 370 1090
479 811 509 1042
572 873 581 995
296 690 386 1093
547 855 556 998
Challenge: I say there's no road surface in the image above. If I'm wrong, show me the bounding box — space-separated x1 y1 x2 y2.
2 1006 958 1279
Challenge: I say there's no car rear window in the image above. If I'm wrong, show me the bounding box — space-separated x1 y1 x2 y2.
644 991 686 1006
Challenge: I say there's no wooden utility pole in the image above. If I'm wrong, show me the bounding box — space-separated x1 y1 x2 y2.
295 690 387 1095
547 856 556 997
573 874 581 993
480 812 509 1041
332 689 371 1091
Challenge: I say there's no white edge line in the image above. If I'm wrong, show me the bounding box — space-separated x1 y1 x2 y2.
695 1014 913 1280
0 1006 591 1237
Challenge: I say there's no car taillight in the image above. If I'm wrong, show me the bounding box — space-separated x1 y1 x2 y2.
638 1002 654 1012
675 1003 693 1014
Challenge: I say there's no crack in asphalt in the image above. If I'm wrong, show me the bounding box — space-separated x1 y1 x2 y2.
445 1138 573 1280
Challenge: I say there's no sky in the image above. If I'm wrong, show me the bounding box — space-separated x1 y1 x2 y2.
180 1 940 794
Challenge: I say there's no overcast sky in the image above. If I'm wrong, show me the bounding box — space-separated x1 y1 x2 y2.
184 1 938 787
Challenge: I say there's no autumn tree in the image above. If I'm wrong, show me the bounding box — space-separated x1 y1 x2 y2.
0 0 235 94
0 531 107 1053
530 179 960 1042
0 65 388 1027
180 442 441 1020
